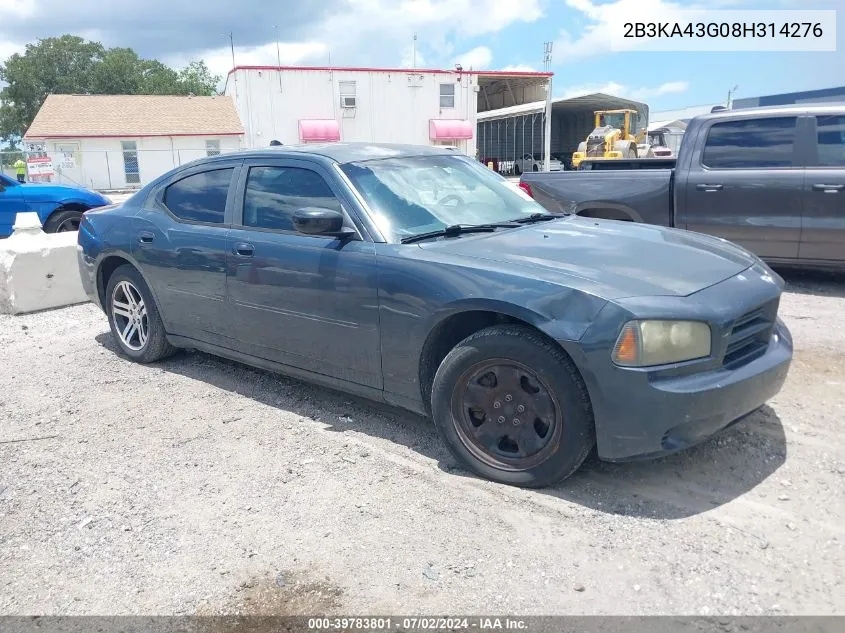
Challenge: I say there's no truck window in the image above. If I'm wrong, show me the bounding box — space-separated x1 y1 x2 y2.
814 115 845 167
702 117 797 169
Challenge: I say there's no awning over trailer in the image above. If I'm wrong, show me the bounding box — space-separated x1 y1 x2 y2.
299 119 340 142
429 119 474 140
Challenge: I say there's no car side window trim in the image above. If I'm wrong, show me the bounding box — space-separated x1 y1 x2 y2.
231 158 370 241
698 115 800 171
151 160 243 227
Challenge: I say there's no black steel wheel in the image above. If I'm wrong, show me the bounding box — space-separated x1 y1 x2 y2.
431 324 595 488
453 359 561 470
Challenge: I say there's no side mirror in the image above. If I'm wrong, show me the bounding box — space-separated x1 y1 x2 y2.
292 207 354 239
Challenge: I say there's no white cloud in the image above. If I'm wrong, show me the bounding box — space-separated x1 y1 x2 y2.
499 64 539 72
0 0 36 19
319 0 542 67
166 41 329 79
400 43 428 69
555 0 728 61
558 80 689 101
452 46 492 70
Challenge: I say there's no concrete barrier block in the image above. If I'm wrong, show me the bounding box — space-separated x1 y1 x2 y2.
0 212 89 315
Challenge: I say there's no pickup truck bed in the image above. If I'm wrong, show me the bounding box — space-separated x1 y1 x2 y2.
520 104 845 271
523 168 675 228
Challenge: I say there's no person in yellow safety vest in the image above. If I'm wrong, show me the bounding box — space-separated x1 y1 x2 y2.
13 158 27 183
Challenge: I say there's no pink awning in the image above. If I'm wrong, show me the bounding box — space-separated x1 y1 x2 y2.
429 119 474 140
298 119 340 142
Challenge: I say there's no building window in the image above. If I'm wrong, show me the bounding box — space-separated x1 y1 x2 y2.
163 168 234 224
339 81 357 109
702 117 796 169
206 139 221 157
440 83 455 109
121 140 140 184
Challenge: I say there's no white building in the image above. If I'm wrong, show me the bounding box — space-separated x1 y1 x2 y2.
224 65 552 158
23 94 245 190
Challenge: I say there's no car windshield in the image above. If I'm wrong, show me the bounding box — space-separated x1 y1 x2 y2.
0 173 19 187
340 154 549 242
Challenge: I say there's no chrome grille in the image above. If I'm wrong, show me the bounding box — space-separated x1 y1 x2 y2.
723 299 779 369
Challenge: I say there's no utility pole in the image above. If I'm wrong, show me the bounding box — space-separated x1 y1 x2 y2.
413 32 418 69
225 32 238 101
274 25 283 92
727 84 739 109
543 42 553 171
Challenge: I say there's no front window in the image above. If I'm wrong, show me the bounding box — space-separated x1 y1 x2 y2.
340 155 548 243
598 113 626 130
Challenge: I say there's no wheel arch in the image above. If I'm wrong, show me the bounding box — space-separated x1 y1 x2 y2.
95 252 162 319
417 301 576 414
575 203 642 222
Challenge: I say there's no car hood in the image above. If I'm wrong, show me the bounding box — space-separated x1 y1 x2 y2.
424 216 756 299
20 183 108 204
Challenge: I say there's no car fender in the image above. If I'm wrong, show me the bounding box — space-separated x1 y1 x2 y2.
91 248 165 314
424 293 608 346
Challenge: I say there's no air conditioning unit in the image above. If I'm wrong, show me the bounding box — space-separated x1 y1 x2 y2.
341 95 357 109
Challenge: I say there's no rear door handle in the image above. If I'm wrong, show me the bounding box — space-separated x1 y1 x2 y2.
696 184 724 191
233 242 255 257
138 231 154 244
812 183 844 193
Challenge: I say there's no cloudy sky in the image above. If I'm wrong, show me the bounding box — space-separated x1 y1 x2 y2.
0 0 842 110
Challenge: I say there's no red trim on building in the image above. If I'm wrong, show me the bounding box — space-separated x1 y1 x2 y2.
227 65 552 78
23 132 245 140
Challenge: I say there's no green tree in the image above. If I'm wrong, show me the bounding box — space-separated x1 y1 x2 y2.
0 35 105 139
0 35 221 142
177 60 220 96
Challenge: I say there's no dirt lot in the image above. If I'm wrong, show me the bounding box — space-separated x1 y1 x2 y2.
0 269 843 616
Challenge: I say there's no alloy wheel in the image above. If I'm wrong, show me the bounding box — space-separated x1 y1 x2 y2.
111 280 148 351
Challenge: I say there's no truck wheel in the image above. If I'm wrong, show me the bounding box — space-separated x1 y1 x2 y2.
532 164 539 172
44 208 85 233
106 264 175 363
430 325 595 488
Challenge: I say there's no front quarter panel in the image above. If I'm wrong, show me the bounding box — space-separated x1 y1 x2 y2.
375 244 609 406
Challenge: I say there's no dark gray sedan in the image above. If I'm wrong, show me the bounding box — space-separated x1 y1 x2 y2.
77 143 793 488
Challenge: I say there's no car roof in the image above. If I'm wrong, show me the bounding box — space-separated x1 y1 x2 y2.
216 142 458 165
694 103 845 121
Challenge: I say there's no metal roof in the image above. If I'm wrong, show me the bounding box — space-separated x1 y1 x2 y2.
477 92 648 122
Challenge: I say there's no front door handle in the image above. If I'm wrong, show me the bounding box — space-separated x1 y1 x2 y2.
138 231 154 244
696 184 724 192
233 242 255 257
812 183 844 193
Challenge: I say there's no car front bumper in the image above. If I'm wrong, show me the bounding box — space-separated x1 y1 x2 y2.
563 266 793 461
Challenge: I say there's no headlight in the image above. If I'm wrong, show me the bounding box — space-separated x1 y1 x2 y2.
612 320 711 367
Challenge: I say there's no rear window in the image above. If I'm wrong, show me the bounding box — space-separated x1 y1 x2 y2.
164 168 234 224
702 117 797 169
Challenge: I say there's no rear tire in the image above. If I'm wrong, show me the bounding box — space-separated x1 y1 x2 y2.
430 325 595 488
514 164 521 175
105 264 175 363
44 208 85 233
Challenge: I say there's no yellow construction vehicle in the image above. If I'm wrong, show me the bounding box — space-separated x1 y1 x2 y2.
572 109 649 168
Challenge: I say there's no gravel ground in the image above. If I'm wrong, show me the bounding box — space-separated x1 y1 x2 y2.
0 268 843 616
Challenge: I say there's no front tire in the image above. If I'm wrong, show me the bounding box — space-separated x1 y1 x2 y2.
430 325 595 488
44 208 84 233
105 264 175 363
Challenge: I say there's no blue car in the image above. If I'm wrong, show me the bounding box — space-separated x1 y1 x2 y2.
77 144 792 488
0 173 111 237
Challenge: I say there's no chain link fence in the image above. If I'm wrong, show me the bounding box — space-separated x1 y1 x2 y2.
1 146 244 192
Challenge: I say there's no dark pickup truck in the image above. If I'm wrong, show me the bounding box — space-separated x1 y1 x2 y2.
520 104 845 270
